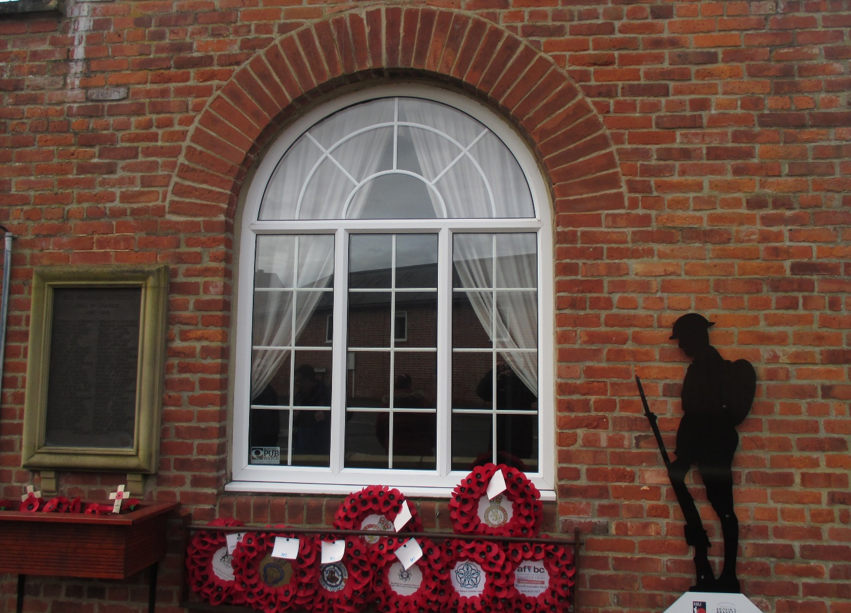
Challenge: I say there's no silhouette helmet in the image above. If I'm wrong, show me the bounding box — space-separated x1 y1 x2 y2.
669 313 715 340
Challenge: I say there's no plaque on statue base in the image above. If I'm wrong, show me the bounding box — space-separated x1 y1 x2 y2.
665 592 763 613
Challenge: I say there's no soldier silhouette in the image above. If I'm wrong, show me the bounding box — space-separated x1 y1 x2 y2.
667 313 754 594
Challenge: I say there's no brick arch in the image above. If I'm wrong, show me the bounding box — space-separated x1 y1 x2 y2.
168 7 624 222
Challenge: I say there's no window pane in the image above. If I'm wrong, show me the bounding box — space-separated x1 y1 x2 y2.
394 355 436 409
452 352 492 409
453 234 493 288
348 292 392 348
494 233 537 289
346 351 390 410
396 126 457 182
394 412 436 470
348 174 437 219
435 155 491 218
497 413 538 471
452 291 492 349
259 138 322 221
333 126 394 182
396 235 438 288
452 413 492 471
495 291 537 350
398 292 436 348
345 411 388 469
349 235 392 288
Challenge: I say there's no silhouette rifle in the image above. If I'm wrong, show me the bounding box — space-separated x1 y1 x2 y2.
636 375 671 467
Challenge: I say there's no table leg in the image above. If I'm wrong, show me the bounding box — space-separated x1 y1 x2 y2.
16 574 25 613
148 562 158 613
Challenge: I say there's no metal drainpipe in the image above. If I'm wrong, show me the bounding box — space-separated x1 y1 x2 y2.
0 225 14 404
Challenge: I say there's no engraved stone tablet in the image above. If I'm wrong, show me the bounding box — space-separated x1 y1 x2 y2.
44 288 142 449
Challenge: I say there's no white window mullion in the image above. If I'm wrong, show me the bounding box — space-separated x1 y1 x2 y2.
436 227 452 477
329 228 347 473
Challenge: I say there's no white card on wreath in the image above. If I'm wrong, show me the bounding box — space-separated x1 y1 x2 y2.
321 539 346 564
486 469 507 500
393 502 413 532
226 532 245 554
272 536 299 560
394 538 423 570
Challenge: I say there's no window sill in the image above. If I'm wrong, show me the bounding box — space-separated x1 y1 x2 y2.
224 479 556 502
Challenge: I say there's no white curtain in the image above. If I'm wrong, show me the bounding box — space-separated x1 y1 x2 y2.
251 103 393 399
251 235 334 399
401 99 538 395
452 234 538 396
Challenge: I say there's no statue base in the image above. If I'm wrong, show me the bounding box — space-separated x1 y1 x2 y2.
665 592 763 613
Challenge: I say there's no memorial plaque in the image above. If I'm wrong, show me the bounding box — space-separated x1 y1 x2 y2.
44 288 142 449
23 266 168 473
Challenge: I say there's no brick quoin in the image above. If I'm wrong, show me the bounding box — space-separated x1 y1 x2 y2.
0 1 850 612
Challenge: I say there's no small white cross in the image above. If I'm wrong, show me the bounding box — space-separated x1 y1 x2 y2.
109 485 127 513
21 485 41 502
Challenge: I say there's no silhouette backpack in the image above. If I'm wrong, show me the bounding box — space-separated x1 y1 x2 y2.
721 359 757 426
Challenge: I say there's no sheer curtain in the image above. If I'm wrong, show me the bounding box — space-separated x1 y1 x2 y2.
402 100 538 395
452 234 538 396
251 105 393 399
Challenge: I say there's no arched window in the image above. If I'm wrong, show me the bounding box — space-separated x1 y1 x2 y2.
231 85 554 496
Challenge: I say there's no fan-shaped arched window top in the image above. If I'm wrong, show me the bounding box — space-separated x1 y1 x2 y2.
233 86 554 497
259 98 535 221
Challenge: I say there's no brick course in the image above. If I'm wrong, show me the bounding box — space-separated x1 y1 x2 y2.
1 0 850 611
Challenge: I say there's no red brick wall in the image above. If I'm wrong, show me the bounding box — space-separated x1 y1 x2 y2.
1 1 850 612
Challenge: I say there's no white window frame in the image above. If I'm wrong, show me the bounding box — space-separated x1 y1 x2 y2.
229 85 555 499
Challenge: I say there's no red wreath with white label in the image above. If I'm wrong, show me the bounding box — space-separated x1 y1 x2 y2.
507 540 575 612
370 536 450 613
310 536 374 613
229 525 318 612
443 539 509 613
333 485 423 544
449 463 543 537
185 518 246 607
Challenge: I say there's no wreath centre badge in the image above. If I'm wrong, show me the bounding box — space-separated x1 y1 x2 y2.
451 560 485 597
514 559 550 598
258 553 294 589
387 561 423 597
210 546 235 582
320 561 349 593
476 493 513 529
360 513 394 544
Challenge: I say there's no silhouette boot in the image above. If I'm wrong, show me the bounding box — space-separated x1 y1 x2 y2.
685 527 716 592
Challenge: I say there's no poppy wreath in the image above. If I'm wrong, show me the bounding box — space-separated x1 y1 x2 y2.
333 485 423 545
506 540 575 612
443 538 509 613
185 518 247 607
230 525 318 612
311 536 373 613
449 463 543 537
370 536 450 613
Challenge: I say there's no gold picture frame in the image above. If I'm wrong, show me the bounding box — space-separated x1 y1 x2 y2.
22 265 168 473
